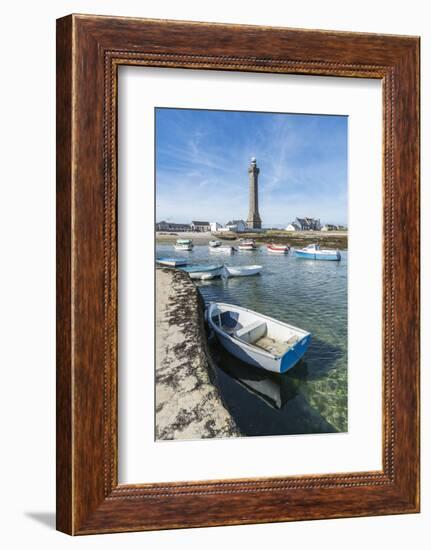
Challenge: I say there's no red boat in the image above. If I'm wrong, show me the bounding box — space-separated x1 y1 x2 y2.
267 243 289 254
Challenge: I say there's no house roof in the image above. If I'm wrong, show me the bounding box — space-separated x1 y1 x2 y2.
296 217 320 225
191 221 210 225
227 219 245 225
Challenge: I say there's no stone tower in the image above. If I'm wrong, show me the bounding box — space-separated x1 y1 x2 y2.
247 157 262 229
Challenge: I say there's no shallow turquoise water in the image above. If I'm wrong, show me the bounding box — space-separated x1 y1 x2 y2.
157 243 348 436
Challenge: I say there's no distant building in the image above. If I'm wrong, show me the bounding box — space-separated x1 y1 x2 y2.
287 217 321 231
226 219 247 233
191 221 211 232
210 222 223 232
156 221 191 232
286 222 300 232
322 224 339 232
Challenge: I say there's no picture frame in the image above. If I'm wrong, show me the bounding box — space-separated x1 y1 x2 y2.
56 14 420 535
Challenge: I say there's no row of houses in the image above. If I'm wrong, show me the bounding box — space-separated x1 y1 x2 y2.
156 218 345 233
156 220 211 232
285 218 345 232
286 217 322 231
156 219 250 233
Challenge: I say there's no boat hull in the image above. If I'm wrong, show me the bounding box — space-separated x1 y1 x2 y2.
267 247 288 254
224 265 262 277
181 265 224 280
208 302 311 374
209 246 234 254
294 249 341 261
174 245 193 251
156 257 187 267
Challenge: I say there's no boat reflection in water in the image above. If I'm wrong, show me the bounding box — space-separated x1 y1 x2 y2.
218 356 298 410
208 338 337 436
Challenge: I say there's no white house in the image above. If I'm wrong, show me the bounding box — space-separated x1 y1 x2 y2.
226 219 247 232
286 217 321 231
286 222 300 231
210 222 222 232
191 220 211 232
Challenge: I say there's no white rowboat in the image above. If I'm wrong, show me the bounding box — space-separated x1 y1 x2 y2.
224 264 262 277
207 302 311 373
238 238 257 250
209 246 234 254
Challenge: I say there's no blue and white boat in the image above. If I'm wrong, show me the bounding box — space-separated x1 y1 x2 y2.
156 257 187 267
207 302 311 374
174 239 193 251
294 243 341 261
180 264 224 280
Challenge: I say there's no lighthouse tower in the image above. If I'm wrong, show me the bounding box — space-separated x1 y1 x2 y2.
246 157 262 229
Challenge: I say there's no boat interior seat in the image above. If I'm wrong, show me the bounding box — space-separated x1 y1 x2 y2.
235 320 267 344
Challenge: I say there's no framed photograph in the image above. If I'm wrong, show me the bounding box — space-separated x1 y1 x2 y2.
56 14 420 534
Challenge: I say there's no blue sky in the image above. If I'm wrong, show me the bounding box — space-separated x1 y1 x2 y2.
155 108 348 226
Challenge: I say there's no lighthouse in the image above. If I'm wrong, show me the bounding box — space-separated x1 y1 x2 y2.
246 157 262 229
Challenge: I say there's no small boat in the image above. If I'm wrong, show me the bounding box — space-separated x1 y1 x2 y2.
209 240 222 248
209 245 235 254
207 302 311 373
294 243 341 261
224 264 262 277
180 264 224 280
156 257 187 267
238 239 257 251
174 239 193 251
267 243 289 254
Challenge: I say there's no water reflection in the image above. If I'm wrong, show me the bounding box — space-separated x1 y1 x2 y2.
210 339 336 436
212 338 302 410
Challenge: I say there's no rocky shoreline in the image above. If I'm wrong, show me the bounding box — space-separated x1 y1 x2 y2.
155 268 240 440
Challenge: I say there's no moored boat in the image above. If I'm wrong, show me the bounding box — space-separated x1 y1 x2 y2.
209 240 222 248
238 238 257 251
294 243 341 261
207 302 311 373
156 257 187 267
174 238 193 251
180 264 223 280
224 264 262 277
267 243 289 254
209 245 235 254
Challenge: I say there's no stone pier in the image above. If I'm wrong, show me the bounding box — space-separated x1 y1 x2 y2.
155 268 239 440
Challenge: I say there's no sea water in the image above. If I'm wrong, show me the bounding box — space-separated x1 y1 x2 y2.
156 243 348 436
